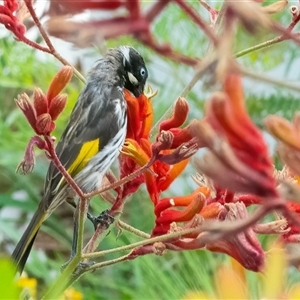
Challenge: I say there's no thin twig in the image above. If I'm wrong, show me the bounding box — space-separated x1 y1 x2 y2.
24 0 86 83
235 36 283 58
45 136 85 198
82 227 201 260
240 67 300 94
118 220 151 239
84 162 152 198
175 0 218 46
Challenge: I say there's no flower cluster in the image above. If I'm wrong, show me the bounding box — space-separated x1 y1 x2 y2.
121 74 300 272
121 89 197 204
0 0 26 39
265 112 300 245
15 66 73 174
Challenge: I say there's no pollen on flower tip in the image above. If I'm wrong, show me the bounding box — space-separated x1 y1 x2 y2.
46 66 73 102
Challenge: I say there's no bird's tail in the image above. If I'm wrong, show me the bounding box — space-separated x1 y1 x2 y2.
11 207 47 273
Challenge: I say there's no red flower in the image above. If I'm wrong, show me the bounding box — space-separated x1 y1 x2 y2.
194 74 277 198
15 66 73 136
15 66 73 174
0 0 26 39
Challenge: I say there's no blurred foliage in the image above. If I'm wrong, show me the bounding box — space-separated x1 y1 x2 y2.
1 2 300 299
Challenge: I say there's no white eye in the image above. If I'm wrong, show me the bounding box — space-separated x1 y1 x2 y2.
140 67 146 77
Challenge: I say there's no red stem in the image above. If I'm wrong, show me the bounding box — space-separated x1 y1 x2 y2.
44 135 85 199
175 0 218 46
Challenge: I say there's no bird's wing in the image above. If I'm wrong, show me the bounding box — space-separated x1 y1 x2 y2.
43 82 125 199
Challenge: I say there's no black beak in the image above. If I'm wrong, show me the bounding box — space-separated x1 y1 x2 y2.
133 85 144 97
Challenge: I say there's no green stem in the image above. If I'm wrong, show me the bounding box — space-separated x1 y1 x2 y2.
240 67 300 93
82 227 200 260
42 255 81 300
85 254 131 272
235 36 284 58
118 220 151 239
43 198 88 299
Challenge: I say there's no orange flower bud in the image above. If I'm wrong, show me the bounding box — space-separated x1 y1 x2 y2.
33 88 48 116
155 187 209 216
35 113 55 135
47 66 73 102
48 94 68 120
264 115 300 151
159 97 189 132
156 195 204 224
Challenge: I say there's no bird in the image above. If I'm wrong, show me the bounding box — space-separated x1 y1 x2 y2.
12 46 148 273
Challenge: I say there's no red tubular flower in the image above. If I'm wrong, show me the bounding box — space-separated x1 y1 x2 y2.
206 203 265 272
151 187 210 236
155 187 210 216
156 195 204 224
168 127 193 148
171 202 265 272
156 158 189 192
138 93 154 139
200 74 277 198
124 88 155 141
124 90 141 140
207 74 272 171
159 97 189 132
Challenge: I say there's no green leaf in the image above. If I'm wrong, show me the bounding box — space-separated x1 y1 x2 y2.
0 258 20 300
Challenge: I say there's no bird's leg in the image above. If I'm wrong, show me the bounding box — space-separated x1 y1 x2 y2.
89 209 115 230
66 197 96 226
62 201 115 272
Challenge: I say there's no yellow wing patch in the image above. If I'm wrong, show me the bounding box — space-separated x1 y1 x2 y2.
68 139 100 176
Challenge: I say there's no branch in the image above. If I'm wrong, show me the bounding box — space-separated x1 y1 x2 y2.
24 0 86 83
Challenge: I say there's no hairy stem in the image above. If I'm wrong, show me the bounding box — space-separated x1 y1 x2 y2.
240 67 300 93
117 220 151 239
45 136 85 199
82 227 201 260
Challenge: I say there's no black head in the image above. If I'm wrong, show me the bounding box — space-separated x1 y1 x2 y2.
118 46 148 97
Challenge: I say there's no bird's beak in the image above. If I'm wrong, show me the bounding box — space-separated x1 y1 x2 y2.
133 85 144 97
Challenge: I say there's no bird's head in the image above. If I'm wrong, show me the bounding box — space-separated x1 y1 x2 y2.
118 46 148 97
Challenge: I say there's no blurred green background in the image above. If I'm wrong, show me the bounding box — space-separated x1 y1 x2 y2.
1 1 300 299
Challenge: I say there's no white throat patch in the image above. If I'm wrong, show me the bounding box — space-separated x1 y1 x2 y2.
120 46 131 66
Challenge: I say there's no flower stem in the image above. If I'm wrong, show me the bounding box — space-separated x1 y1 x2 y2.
24 0 86 83
82 227 201 260
118 220 151 239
